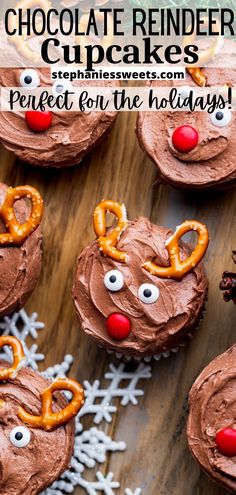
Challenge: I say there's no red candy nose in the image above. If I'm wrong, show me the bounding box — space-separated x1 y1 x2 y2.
216 428 236 457
106 313 131 341
172 124 199 153
25 111 52 132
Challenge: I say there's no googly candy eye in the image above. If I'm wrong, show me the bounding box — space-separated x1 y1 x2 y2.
9 426 31 448
138 283 160 304
210 108 232 128
177 86 195 102
104 270 124 292
52 80 73 97
20 69 40 89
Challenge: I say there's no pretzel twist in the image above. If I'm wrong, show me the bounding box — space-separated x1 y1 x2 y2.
0 185 43 246
143 220 209 280
183 18 224 86
187 68 207 87
8 0 52 62
0 336 25 380
18 378 85 431
93 200 128 262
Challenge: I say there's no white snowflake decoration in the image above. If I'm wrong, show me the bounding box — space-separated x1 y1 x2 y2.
77 361 151 430
0 310 146 495
0 310 45 370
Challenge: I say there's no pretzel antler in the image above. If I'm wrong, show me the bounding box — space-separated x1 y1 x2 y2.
8 0 52 62
0 336 26 380
186 68 207 87
93 200 128 263
143 220 209 280
183 18 224 86
18 378 85 431
0 185 43 246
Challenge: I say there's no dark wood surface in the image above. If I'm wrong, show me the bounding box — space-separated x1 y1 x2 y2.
0 109 235 494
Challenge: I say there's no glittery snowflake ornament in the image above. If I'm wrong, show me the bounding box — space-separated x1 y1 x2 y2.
0 309 146 495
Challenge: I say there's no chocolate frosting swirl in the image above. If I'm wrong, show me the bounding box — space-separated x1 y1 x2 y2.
188 345 236 493
137 40 236 189
0 182 42 317
0 361 74 495
73 217 208 357
0 68 118 168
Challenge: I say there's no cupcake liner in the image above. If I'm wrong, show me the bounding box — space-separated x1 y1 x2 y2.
105 342 186 363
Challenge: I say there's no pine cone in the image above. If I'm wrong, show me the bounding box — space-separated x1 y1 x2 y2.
220 251 236 304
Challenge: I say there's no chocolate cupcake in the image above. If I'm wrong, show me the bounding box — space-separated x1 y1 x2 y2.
0 335 84 495
73 200 209 360
137 39 236 190
0 183 43 317
220 251 236 304
187 344 236 493
0 68 117 168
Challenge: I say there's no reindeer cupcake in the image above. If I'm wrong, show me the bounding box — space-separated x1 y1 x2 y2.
0 182 43 317
0 0 118 168
0 335 84 495
188 344 236 493
73 200 209 360
137 38 236 190
0 66 118 168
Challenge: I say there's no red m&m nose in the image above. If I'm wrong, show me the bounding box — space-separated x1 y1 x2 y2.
172 124 199 153
106 313 131 341
216 428 236 457
25 111 52 133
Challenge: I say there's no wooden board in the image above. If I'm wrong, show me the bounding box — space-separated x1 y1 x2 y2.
0 109 235 495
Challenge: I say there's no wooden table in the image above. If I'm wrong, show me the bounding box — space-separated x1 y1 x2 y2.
0 108 235 495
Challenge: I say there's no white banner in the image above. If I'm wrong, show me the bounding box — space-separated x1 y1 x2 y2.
0 86 234 112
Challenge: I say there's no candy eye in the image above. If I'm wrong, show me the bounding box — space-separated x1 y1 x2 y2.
20 69 40 89
9 426 31 448
52 80 72 97
138 283 160 304
177 86 195 102
104 270 124 292
210 108 232 127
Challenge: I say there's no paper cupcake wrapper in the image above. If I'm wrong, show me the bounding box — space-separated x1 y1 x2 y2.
106 343 185 363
